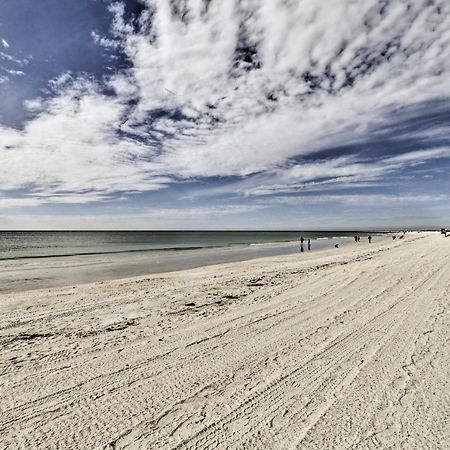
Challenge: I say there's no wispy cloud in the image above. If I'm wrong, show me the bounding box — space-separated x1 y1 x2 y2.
262 193 450 207
0 51 29 66
0 203 268 230
188 147 450 197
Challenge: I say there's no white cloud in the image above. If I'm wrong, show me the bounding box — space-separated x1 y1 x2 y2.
23 98 45 112
0 194 113 209
91 31 120 49
188 147 450 197
1 38 9 48
0 78 171 199
0 51 28 66
0 0 449 207
6 69 25 76
384 147 450 164
115 0 450 177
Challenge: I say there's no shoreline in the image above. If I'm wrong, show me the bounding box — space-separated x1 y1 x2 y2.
0 234 374 294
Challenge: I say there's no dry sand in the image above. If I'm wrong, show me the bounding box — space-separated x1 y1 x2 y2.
1 232 449 449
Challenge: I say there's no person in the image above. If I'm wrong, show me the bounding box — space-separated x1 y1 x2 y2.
300 244 304 252
354 235 358 242
357 236 360 242
308 239 311 251
300 236 304 245
368 235 372 243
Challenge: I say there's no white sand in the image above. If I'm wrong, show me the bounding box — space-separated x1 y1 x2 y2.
1 233 449 449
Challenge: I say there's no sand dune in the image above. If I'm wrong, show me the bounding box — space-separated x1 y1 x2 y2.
1 233 449 449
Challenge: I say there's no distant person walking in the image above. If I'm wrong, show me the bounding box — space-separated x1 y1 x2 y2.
368 235 372 243
354 235 358 242
308 239 311 251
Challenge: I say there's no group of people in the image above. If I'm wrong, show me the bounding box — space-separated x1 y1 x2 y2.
354 235 372 243
301 231 450 252
299 234 374 252
299 236 311 252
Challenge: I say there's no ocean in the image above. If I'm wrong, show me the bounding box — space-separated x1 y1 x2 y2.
0 231 374 293
0 230 370 260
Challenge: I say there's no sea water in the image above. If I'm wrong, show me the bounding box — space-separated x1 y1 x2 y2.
0 230 369 260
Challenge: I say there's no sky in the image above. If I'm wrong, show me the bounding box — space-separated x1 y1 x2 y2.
0 0 449 230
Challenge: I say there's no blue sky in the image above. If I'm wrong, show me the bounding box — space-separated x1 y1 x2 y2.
0 0 449 230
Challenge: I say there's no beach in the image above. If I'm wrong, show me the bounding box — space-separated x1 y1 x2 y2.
0 232 449 449
0 231 361 294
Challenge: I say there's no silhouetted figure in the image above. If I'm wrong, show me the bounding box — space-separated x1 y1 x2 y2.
354 235 358 242
308 239 311 251
368 235 372 243
357 236 360 242
300 236 304 245
334 243 339 248
300 244 304 253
